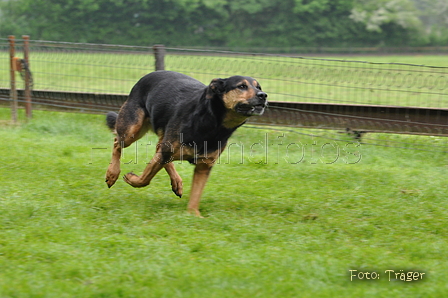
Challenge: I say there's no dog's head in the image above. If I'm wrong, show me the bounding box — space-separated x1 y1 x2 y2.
208 76 268 116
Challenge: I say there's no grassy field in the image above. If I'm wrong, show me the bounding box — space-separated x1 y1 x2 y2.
1 52 448 108
1 108 447 297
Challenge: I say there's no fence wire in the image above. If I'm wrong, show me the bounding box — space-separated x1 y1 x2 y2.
0 39 155 94
0 39 9 90
0 39 447 153
165 47 448 109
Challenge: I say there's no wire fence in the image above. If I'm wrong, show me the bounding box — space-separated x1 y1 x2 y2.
0 39 155 94
164 48 448 109
2 40 448 108
0 38 447 152
0 39 9 90
161 45 448 55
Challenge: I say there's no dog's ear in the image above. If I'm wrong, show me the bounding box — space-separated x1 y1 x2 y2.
209 78 226 95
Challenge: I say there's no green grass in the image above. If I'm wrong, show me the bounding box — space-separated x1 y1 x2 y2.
1 52 447 108
1 108 447 297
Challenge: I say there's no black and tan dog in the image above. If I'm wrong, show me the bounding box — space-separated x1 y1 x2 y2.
105 70 267 217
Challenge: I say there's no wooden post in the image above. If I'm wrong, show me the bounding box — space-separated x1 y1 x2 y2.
153 44 165 71
23 35 32 119
8 35 18 123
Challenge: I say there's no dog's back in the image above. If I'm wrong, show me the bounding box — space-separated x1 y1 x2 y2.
128 71 207 134
132 71 205 106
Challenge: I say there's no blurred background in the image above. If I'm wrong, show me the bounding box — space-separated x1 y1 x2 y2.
1 0 447 52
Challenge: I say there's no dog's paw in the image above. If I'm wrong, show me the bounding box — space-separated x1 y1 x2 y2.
171 179 183 198
172 188 183 198
105 167 120 188
123 172 136 185
123 172 149 188
187 207 204 218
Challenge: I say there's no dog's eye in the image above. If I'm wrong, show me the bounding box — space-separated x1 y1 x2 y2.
257 85 262 91
238 84 248 90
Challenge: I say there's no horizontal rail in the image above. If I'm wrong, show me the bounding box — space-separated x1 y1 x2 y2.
1 88 447 136
254 102 448 136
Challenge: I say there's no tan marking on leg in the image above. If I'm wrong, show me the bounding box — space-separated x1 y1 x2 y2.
198 144 226 165
105 137 122 188
164 163 183 197
117 109 151 141
123 137 166 187
168 140 196 162
187 162 213 217
105 108 150 188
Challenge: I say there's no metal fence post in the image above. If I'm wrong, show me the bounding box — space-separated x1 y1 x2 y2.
23 35 32 119
153 44 165 71
8 35 18 123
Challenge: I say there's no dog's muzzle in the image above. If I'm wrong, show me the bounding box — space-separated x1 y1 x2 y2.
235 91 268 116
236 104 267 116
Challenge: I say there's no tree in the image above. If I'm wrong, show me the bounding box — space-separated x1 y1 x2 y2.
412 0 448 45
349 0 421 33
2 0 442 48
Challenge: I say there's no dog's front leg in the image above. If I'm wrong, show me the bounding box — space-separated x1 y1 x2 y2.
123 151 165 188
188 162 213 217
164 163 183 198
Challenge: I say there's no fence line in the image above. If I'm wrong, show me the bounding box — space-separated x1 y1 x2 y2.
0 38 447 152
163 48 448 109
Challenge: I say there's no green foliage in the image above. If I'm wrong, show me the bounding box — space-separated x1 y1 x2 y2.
2 0 445 47
350 0 421 32
411 0 448 45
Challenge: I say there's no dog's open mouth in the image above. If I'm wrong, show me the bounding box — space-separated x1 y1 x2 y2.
235 104 266 116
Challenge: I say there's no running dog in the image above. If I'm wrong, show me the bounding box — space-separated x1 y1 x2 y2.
105 70 268 217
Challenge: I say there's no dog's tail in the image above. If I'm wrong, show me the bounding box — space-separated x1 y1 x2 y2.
106 111 118 131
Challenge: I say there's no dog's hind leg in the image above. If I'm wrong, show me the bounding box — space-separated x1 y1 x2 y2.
105 136 124 188
105 107 150 188
119 135 183 195
123 139 169 188
164 163 183 198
